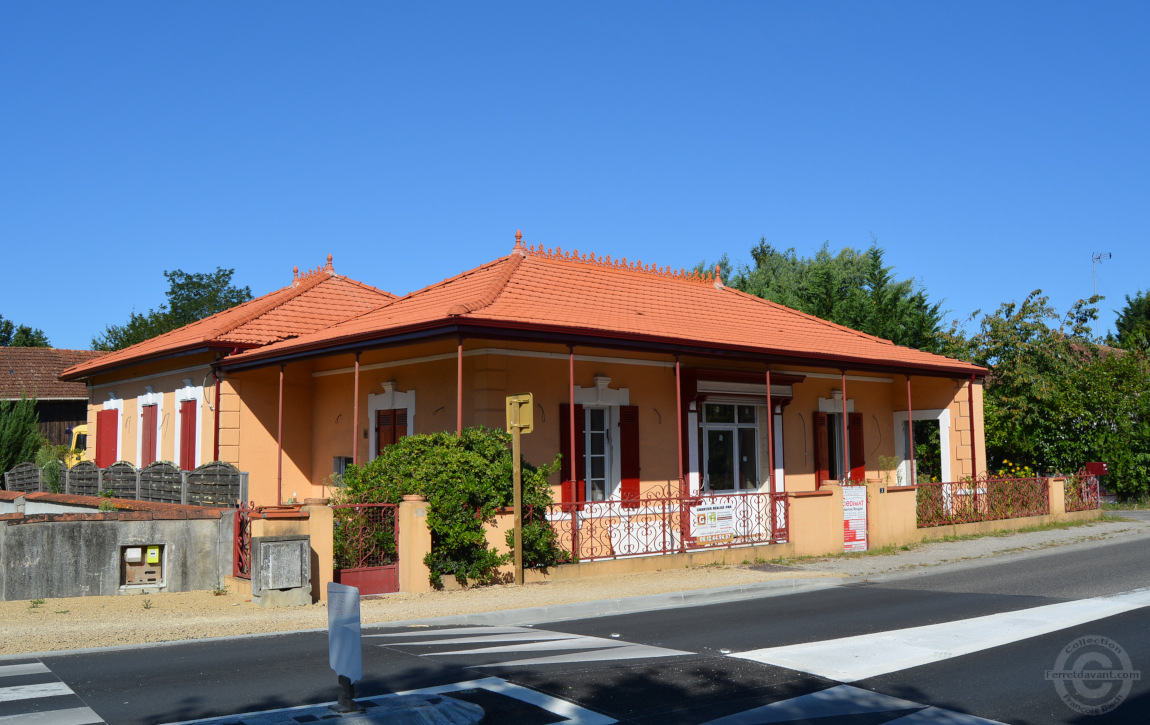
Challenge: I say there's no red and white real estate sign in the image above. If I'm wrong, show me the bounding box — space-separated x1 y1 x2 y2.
843 486 868 552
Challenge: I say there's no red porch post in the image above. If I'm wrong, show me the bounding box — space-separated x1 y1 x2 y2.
765 368 773 491
907 376 916 486
675 358 683 491
968 375 977 476
841 370 849 482
277 363 284 505
213 372 221 462
456 339 463 436
568 346 578 556
352 353 360 464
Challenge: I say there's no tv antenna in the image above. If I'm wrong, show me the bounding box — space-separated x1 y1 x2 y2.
1092 252 1111 338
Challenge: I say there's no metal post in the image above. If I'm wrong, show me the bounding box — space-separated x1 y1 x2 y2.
675 358 683 491
277 364 285 505
766 368 773 492
512 411 523 585
352 353 360 464
841 371 849 482
213 373 221 462
907 376 916 486
968 375 977 476
569 347 578 556
456 340 463 435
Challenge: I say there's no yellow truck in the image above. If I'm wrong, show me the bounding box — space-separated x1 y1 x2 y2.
65 424 88 466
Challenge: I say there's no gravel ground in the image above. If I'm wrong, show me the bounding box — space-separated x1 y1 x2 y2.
3 515 1145 657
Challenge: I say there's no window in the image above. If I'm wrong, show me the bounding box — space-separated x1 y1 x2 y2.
586 408 610 501
814 411 865 484
560 403 640 507
701 403 758 491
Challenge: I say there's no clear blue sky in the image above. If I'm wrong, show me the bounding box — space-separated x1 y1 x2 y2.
2 2 1146 351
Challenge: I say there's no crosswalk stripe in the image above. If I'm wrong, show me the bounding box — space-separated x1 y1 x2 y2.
0 681 73 703
731 587 1150 682
0 706 104 724
0 663 51 678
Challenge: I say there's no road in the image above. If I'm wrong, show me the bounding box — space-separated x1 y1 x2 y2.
8 534 1150 724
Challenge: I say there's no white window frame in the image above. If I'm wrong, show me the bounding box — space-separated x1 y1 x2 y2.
818 396 856 482
368 385 416 459
573 379 628 502
136 388 164 466
700 401 760 493
102 394 123 463
894 408 951 485
772 404 785 493
174 381 203 469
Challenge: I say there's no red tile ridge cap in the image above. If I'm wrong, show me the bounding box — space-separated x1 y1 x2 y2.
524 243 718 286
204 262 334 339
447 253 523 316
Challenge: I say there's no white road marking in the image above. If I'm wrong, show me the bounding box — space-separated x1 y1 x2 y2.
377 625 691 667
0 706 105 724
407 677 617 725
0 681 73 702
732 587 1150 682
700 685 1004 724
0 663 50 678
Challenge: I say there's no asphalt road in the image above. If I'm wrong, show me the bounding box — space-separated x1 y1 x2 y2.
18 534 1150 724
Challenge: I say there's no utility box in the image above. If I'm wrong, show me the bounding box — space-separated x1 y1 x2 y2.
251 535 312 608
122 545 164 586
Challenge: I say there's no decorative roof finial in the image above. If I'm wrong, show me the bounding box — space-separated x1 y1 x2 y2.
293 265 299 283
513 229 526 256
714 263 723 289
326 253 333 272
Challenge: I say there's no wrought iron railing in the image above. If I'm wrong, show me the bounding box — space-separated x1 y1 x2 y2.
542 484 788 562
916 475 1050 528
233 500 254 579
332 503 399 570
1064 473 1101 512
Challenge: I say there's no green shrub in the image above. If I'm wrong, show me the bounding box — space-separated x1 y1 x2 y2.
337 427 561 587
35 443 69 493
0 396 42 476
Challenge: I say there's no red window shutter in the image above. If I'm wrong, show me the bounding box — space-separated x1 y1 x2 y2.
558 403 585 505
96 408 117 468
180 400 196 470
377 410 396 452
619 405 641 508
141 405 158 467
395 409 408 440
813 412 829 487
848 412 866 482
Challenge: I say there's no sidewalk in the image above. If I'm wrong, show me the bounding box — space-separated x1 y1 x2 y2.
2 514 1146 658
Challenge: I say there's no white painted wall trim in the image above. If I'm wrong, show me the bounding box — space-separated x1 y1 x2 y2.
313 348 675 378
894 408 951 485
698 380 794 398
367 386 416 459
174 381 204 468
817 397 856 414
687 402 700 495
103 394 123 462
89 364 211 390
573 380 628 500
135 389 164 465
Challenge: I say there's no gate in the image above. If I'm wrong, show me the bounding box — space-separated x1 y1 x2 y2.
332 503 399 595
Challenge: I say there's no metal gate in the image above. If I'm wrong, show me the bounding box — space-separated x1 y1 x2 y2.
332 503 399 595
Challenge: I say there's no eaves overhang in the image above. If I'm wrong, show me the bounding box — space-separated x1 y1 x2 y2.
217 316 987 380
60 342 262 382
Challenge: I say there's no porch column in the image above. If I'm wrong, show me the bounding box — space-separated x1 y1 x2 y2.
765 368 773 491
841 370 849 482
456 339 463 435
352 353 360 464
907 376 916 486
675 358 684 491
277 363 284 505
968 375 977 476
568 346 578 556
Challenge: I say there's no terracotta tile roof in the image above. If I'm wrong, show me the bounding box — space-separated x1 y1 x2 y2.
61 256 395 380
1 348 106 400
226 235 987 377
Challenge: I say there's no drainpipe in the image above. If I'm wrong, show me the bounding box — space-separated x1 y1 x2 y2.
456 339 463 436
352 353 360 464
907 376 916 486
766 368 773 491
277 364 285 505
968 375 977 476
841 370 849 482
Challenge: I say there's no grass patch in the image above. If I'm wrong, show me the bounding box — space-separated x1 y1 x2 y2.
1103 495 1150 511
